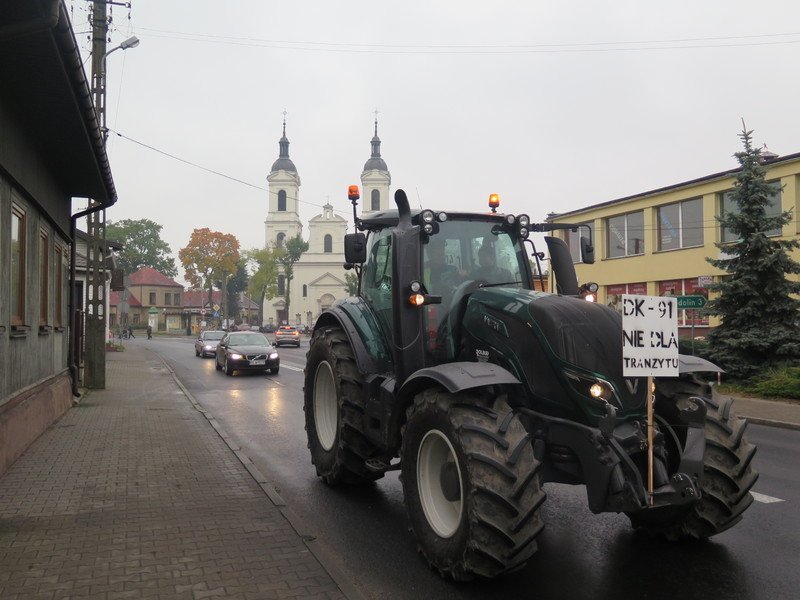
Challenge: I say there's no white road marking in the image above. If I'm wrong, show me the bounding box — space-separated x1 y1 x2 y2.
280 363 304 372
751 491 784 504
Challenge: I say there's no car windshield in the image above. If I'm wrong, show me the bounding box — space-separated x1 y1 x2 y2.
228 333 269 346
203 331 225 340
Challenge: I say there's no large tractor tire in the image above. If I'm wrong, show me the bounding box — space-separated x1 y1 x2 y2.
303 326 383 485
400 388 545 580
628 377 758 540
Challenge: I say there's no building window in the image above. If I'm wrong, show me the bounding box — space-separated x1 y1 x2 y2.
324 234 333 253
278 274 285 295
164 293 172 306
54 244 65 327
278 190 287 211
306 311 313 325
276 232 285 248
371 189 380 211
657 198 703 251
11 204 26 325
295 313 301 325
605 282 647 313
39 229 49 325
606 210 644 258
720 181 782 242
174 293 180 305
149 291 156 305
133 313 140 324
565 221 595 263
657 279 709 327
302 284 307 297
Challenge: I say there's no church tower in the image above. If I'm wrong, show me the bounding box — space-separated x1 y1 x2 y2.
265 118 303 248
360 117 391 215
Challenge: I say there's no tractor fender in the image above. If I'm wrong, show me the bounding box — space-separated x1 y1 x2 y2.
398 361 521 405
678 354 723 374
312 302 391 375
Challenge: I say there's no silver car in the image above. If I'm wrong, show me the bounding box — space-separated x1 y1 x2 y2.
195 330 225 357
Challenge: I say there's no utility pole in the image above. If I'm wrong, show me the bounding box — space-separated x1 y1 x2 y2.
85 0 109 388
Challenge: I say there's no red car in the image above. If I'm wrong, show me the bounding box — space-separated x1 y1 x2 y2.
274 325 301 347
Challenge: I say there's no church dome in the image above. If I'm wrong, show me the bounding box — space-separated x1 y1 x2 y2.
363 121 388 172
271 123 296 173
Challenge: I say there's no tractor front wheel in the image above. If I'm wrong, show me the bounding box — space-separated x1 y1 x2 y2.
401 388 545 580
628 378 758 539
303 326 383 485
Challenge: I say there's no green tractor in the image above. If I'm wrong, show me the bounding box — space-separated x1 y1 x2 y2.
303 187 758 580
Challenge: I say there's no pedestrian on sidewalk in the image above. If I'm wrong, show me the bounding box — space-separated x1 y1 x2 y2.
146 324 152 339
128 325 135 339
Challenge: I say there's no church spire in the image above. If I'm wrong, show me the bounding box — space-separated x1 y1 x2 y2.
370 115 381 158
271 112 296 173
364 111 388 172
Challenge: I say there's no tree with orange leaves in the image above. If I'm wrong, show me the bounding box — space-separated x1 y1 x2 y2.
179 228 241 312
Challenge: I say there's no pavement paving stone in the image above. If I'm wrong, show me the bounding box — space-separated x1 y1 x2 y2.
0 345 346 599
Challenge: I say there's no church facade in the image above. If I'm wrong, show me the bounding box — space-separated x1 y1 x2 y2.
262 120 391 327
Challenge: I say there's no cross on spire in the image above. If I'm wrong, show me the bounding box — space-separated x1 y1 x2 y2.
373 108 379 136
282 109 287 136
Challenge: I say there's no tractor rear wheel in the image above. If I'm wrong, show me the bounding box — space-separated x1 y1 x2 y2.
628 378 758 539
303 326 383 485
401 388 545 580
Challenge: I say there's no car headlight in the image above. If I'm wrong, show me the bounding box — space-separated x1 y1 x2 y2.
269 352 278 359
563 369 620 407
204 345 214 350
230 353 243 360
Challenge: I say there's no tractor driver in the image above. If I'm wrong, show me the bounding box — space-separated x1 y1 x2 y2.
473 241 514 284
424 237 466 296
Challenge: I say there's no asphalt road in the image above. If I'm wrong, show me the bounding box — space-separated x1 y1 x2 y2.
144 335 800 600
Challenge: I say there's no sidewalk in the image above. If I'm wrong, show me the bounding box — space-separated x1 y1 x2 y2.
0 345 354 600
728 393 800 430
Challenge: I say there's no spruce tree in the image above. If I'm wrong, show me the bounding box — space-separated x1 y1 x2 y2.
705 127 800 379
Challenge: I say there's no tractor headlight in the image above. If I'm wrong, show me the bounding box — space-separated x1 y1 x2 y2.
437 212 448 222
517 214 530 228
423 223 434 234
421 210 435 224
519 227 529 239
505 214 516 226
563 369 620 407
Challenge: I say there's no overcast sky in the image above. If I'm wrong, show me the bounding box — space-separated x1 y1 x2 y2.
70 0 800 285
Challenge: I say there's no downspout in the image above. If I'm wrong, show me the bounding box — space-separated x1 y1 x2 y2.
68 204 104 397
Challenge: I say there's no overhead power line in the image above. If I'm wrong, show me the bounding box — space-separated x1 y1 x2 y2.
106 128 353 217
134 26 800 54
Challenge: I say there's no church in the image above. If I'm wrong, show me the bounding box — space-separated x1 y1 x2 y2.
262 119 391 327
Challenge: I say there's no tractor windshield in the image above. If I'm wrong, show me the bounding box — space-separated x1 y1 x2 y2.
423 218 528 363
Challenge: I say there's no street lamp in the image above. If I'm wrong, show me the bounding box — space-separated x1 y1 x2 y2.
103 35 140 62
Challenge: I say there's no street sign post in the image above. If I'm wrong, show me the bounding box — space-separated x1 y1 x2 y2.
676 295 707 309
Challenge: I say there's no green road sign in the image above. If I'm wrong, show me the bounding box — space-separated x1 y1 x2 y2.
676 295 707 309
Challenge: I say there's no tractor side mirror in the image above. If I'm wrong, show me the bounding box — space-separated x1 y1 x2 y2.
344 233 367 264
580 236 595 264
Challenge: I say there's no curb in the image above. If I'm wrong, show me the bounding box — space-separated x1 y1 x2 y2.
741 415 800 431
149 348 367 600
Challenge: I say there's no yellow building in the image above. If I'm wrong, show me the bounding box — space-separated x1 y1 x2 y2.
548 151 800 335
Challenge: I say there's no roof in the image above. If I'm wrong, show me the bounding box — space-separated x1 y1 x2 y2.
549 151 800 221
0 0 116 204
129 267 183 288
109 290 141 307
182 289 222 308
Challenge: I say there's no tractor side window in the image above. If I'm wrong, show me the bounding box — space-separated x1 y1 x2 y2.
362 231 393 338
